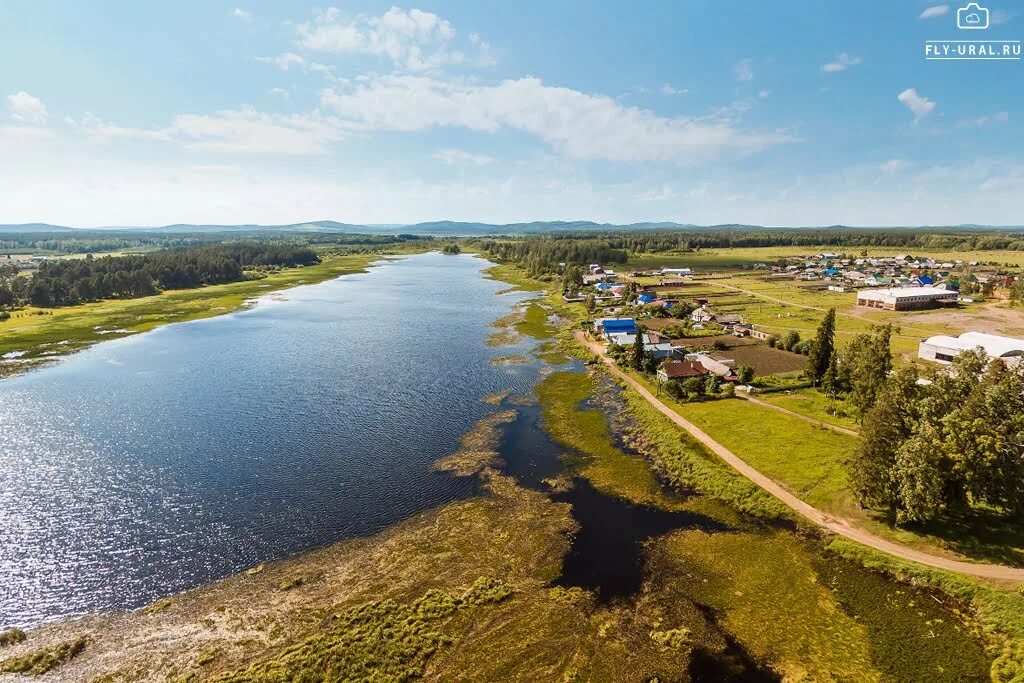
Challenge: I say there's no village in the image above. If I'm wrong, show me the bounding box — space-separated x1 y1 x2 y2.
574 252 1024 394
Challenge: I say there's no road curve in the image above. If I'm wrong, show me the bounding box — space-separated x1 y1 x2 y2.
574 330 1024 582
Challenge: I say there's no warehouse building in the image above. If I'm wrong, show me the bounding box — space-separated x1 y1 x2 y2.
919 331 1024 366
856 286 956 311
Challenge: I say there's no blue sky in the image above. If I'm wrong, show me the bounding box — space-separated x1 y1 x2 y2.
0 1 1021 226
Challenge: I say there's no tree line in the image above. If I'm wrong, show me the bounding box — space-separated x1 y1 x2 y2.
800 309 1024 525
0 243 319 309
476 229 1024 277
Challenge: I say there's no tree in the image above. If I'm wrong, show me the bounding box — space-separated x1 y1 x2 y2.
631 327 647 370
683 376 705 399
780 330 800 352
850 366 919 512
843 325 892 419
737 365 755 384
821 354 841 399
808 308 836 385
442 243 461 255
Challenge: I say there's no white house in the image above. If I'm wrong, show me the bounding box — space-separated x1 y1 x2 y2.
919 331 1024 366
660 267 693 276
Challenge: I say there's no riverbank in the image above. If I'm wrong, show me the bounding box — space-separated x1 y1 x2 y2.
0 252 388 379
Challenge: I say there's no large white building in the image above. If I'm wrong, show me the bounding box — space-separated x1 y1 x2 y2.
856 286 956 311
919 331 1024 366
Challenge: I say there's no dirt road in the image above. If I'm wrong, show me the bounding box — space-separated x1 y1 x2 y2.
575 330 1024 582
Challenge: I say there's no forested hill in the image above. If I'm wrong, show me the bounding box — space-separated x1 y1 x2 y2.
5 221 1023 237
0 243 318 309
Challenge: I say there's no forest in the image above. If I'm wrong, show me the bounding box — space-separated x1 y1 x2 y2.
0 243 319 309
477 229 1024 275
0 231 427 255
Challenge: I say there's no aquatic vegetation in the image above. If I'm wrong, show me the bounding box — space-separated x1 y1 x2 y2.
0 636 87 674
490 354 530 365
0 628 26 647
218 578 513 681
433 410 518 476
536 370 682 509
516 302 558 340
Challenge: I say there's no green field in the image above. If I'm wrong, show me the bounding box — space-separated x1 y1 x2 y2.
672 397 858 513
759 388 860 432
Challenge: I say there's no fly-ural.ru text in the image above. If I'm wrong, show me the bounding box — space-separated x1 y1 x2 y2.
926 41 1021 60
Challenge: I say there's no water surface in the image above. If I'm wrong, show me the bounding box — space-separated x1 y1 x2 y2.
0 252 538 627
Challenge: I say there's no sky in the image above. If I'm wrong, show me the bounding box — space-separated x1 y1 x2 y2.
0 1 1022 227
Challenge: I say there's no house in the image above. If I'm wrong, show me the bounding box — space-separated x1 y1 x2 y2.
919 331 1024 366
856 286 956 311
637 292 657 305
657 360 708 382
685 353 734 376
660 267 693 276
607 331 678 358
827 284 847 293
596 317 637 338
691 307 715 323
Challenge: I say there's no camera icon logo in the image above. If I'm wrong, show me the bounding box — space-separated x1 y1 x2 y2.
957 2 990 29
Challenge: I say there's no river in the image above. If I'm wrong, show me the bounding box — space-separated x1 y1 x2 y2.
0 252 541 627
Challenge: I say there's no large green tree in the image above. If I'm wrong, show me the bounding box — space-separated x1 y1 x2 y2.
808 308 836 385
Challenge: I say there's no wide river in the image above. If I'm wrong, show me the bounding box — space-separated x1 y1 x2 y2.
0 252 539 627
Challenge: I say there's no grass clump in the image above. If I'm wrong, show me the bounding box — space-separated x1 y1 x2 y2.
0 636 87 674
649 627 692 651
218 578 512 682
0 628 26 647
143 598 172 615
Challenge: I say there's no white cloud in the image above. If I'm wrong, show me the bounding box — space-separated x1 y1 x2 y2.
296 6 488 72
897 88 935 121
269 87 290 99
320 75 795 163
661 84 687 96
822 53 862 73
432 148 494 166
880 159 907 172
919 5 950 19
231 7 252 22
959 111 1009 127
257 52 306 70
75 109 346 155
734 58 753 82
6 91 48 125
758 90 771 99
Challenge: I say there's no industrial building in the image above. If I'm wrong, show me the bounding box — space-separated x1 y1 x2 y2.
855 286 956 311
919 331 1024 366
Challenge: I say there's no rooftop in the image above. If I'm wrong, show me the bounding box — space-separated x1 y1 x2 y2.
924 331 1024 358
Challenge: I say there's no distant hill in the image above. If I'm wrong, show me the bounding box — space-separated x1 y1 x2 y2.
1 220 1022 236
0 223 77 233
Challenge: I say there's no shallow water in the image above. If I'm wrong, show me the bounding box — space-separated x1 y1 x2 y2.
0 253 542 627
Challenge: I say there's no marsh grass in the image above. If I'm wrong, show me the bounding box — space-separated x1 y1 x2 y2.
216 578 513 682
0 636 87 675
433 410 517 476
